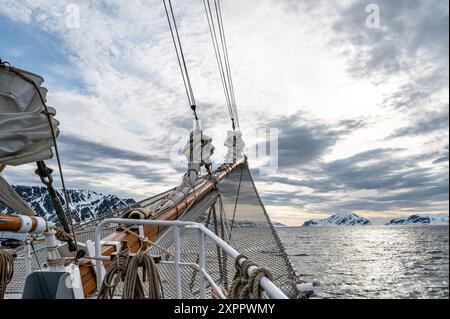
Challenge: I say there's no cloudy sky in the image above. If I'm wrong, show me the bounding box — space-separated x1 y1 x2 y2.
0 0 448 225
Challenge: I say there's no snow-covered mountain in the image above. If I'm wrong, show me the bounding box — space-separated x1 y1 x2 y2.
387 214 449 225
303 213 371 227
0 185 135 224
228 220 286 228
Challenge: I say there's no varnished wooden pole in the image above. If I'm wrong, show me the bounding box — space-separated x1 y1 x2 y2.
0 214 47 233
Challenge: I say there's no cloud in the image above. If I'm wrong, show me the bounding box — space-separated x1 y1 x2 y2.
390 107 449 138
331 0 449 79
257 147 448 215
264 112 367 168
0 1 32 23
59 134 161 162
433 144 449 164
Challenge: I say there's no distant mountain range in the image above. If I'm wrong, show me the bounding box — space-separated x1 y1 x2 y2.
303 213 449 227
0 185 135 224
387 214 449 226
303 213 371 227
227 220 286 228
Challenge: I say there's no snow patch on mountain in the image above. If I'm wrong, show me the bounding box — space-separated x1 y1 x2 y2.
0 185 135 223
387 214 449 225
303 213 371 227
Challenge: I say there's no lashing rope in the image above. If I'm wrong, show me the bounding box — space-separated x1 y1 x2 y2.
0 249 14 299
54 227 75 244
228 254 272 299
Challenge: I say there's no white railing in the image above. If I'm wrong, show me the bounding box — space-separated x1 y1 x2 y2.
94 218 288 299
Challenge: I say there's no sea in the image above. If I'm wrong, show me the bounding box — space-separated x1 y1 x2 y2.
277 225 449 299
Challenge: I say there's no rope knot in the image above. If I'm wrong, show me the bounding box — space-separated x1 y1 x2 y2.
228 254 273 299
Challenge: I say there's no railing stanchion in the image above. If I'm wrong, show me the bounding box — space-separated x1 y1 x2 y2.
198 229 206 299
174 225 182 298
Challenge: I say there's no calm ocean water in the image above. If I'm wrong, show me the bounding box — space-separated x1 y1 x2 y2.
277 225 449 299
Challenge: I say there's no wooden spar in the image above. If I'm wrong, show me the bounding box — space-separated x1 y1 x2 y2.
0 214 47 233
80 160 243 296
0 214 24 232
0 164 6 173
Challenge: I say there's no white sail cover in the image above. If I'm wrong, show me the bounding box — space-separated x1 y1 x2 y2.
224 130 245 163
0 67 59 166
183 128 215 166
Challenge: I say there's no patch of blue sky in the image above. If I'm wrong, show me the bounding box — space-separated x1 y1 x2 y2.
0 14 86 92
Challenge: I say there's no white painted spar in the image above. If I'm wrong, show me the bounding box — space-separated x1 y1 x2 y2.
18 215 33 233
15 215 47 234
33 216 47 234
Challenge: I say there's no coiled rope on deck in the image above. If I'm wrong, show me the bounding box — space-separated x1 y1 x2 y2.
0 249 14 299
98 251 163 299
123 251 163 299
97 253 128 299
228 254 273 299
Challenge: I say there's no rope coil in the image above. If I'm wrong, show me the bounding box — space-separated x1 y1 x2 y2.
0 249 14 299
98 250 163 299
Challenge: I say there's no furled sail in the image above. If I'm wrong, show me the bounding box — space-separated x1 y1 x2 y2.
224 130 245 163
129 128 216 218
0 66 60 166
0 175 36 216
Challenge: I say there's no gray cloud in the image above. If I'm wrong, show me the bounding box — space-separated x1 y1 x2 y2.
57 134 169 183
390 108 449 138
433 144 449 164
331 0 449 79
58 134 162 163
266 112 366 168
258 147 448 213
328 0 449 136
321 148 442 191
382 73 448 111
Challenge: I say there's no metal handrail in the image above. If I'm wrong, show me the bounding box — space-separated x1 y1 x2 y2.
94 218 288 299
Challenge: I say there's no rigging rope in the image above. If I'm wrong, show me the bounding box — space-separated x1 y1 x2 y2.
162 0 199 121
215 0 239 129
203 0 240 129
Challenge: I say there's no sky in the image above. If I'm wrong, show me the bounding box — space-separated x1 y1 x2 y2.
0 0 448 226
